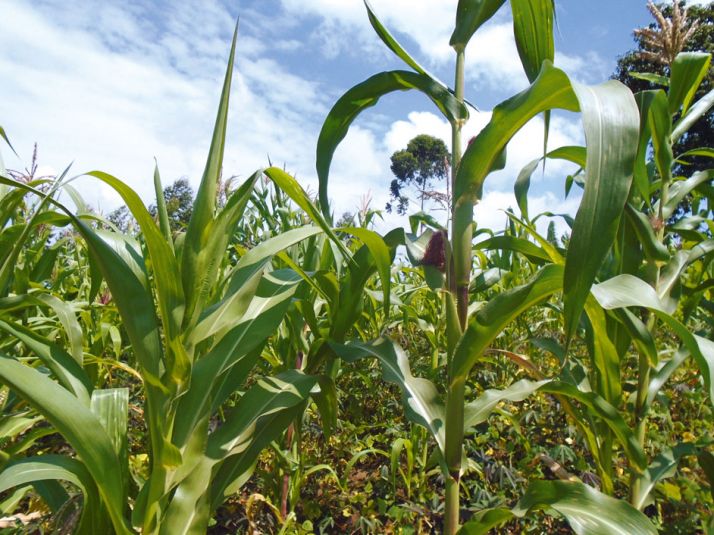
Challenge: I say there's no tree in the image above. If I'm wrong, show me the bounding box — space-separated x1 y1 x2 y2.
107 205 134 234
386 134 449 215
108 177 195 234
613 1 713 175
150 177 194 231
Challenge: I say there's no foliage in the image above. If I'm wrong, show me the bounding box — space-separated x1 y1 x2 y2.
109 177 195 234
386 134 449 215
0 2 712 534
614 1 713 175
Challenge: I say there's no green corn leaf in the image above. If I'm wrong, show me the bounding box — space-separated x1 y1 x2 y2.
33 481 70 515
206 370 317 460
331 337 446 456
541 382 645 470
661 169 713 220
510 0 554 83
470 267 505 294
624 204 670 263
173 270 303 448
463 379 549 429
90 389 129 503
459 481 656 534
0 125 17 157
514 480 657 534
205 371 319 511
340 227 392 313
668 52 711 115
647 90 674 187
63 183 94 216
409 211 447 233
455 64 578 204
475 236 552 264
583 298 622 405
0 168 69 296
592 274 714 403
316 71 468 217
659 241 713 304
0 455 106 534
0 356 131 534
633 91 658 204
312 375 338 439
88 170 183 348
0 413 42 442
453 62 578 290
0 320 91 404
364 0 426 75
630 72 669 86
328 239 393 338
153 161 173 250
0 291 84 365
21 205 165 386
451 263 563 381
182 21 238 324
188 260 266 346
672 88 714 143
632 443 698 510
450 0 507 50
614 308 658 367
264 167 350 260
647 347 689 407
514 145 585 220
34 293 84 364
562 80 639 342
676 147 714 162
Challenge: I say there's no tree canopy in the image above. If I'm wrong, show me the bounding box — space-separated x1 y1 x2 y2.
386 134 449 215
613 1 713 175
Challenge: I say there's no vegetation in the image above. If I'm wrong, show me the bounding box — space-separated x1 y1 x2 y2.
387 134 450 215
614 1 713 176
0 1 712 534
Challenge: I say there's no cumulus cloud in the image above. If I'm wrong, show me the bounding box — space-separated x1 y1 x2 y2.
0 0 328 212
279 0 607 93
2 0 587 240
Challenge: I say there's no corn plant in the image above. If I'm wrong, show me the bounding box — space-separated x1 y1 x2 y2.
311 1 669 533
0 27 340 534
508 50 714 519
579 51 713 511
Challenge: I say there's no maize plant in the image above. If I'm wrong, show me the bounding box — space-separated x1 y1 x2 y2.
0 27 341 534
311 1 710 533
0 2 711 533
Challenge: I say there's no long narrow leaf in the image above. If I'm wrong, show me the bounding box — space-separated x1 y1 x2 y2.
451 263 563 381
0 356 131 534
331 338 446 455
316 71 468 217
450 0 507 50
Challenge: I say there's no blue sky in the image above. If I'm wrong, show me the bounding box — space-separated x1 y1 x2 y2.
1 0 709 232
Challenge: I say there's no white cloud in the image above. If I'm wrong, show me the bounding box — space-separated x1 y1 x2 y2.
1 0 588 243
319 106 584 235
0 0 328 213
279 0 607 92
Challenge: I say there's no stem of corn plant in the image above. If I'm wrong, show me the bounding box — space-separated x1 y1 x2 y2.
631 179 670 508
444 47 466 535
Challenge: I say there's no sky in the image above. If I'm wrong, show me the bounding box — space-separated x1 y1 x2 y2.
1 0 710 234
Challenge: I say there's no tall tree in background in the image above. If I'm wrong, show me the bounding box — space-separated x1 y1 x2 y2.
614 1 713 175
150 177 194 231
108 177 194 233
386 134 449 215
